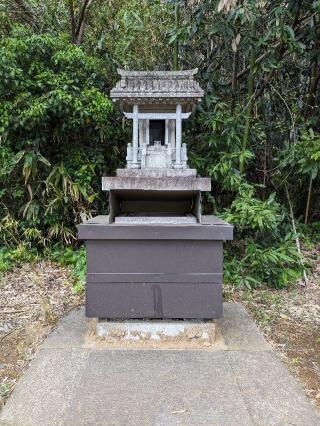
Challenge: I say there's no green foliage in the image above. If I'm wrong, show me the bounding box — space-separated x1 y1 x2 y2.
299 221 320 246
224 238 305 289
0 26 118 246
0 244 38 272
49 246 86 292
93 0 173 69
1 1 319 290
221 193 282 236
279 130 320 182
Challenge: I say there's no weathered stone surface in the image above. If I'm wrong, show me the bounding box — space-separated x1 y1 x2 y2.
144 141 168 168
102 176 211 191
96 319 216 345
116 168 197 178
110 69 204 173
114 215 197 224
110 69 204 104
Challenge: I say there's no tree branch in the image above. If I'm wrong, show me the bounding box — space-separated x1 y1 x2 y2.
75 0 94 45
12 0 39 30
68 0 76 43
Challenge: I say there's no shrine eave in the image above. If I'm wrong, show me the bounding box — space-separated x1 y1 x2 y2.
117 68 199 78
110 95 203 104
110 68 204 104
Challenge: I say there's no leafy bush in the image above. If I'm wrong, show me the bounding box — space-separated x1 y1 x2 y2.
224 238 305 289
221 193 282 236
0 26 120 246
0 244 38 272
1 0 319 292
49 245 86 292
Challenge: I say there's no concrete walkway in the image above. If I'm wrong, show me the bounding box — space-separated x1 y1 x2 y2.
0 303 319 426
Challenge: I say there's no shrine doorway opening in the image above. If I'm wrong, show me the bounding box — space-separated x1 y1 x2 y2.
149 120 165 145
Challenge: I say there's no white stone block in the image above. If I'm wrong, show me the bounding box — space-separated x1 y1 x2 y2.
96 319 216 345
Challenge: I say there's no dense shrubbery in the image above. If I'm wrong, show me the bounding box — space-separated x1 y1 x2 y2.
0 26 125 245
1 1 320 289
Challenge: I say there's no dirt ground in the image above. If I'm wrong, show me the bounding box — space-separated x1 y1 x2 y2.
0 246 319 410
0 261 83 408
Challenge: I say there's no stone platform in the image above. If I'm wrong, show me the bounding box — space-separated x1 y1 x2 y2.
1 303 319 426
96 319 216 347
102 176 211 191
114 213 197 224
116 168 197 177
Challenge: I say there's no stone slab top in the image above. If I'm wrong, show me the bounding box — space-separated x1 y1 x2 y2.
77 215 233 240
102 176 211 192
116 168 197 178
114 215 197 225
1 303 319 426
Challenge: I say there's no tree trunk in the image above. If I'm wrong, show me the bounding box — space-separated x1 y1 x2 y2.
173 2 180 71
304 62 320 119
285 184 308 286
240 24 256 174
304 175 313 224
231 50 239 113
304 14 320 119
68 0 76 43
68 0 94 45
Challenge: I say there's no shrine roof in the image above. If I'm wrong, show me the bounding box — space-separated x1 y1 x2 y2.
110 69 204 104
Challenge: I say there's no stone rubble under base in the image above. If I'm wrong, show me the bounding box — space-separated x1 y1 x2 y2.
96 319 216 347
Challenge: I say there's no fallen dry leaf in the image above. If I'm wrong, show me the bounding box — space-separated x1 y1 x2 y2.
172 409 187 415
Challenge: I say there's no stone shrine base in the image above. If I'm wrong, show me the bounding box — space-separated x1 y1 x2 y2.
1 303 319 426
116 168 197 177
102 175 211 191
96 319 216 348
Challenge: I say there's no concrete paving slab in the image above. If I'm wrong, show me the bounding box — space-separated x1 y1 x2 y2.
41 303 270 351
1 303 319 426
0 348 89 426
64 350 253 426
217 302 271 351
41 308 87 349
227 350 320 426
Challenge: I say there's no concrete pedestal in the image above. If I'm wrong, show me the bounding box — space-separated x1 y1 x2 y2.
78 215 233 320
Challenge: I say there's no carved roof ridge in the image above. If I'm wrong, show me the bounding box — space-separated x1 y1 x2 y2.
117 69 199 79
110 69 204 104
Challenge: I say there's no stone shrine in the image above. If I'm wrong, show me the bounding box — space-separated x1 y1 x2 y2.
78 69 233 319
110 69 203 171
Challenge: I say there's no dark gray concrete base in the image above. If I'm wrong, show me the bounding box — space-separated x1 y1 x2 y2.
1 303 319 426
78 215 233 319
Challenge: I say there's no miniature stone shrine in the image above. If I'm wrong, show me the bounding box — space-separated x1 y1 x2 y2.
78 69 233 320
110 69 202 171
